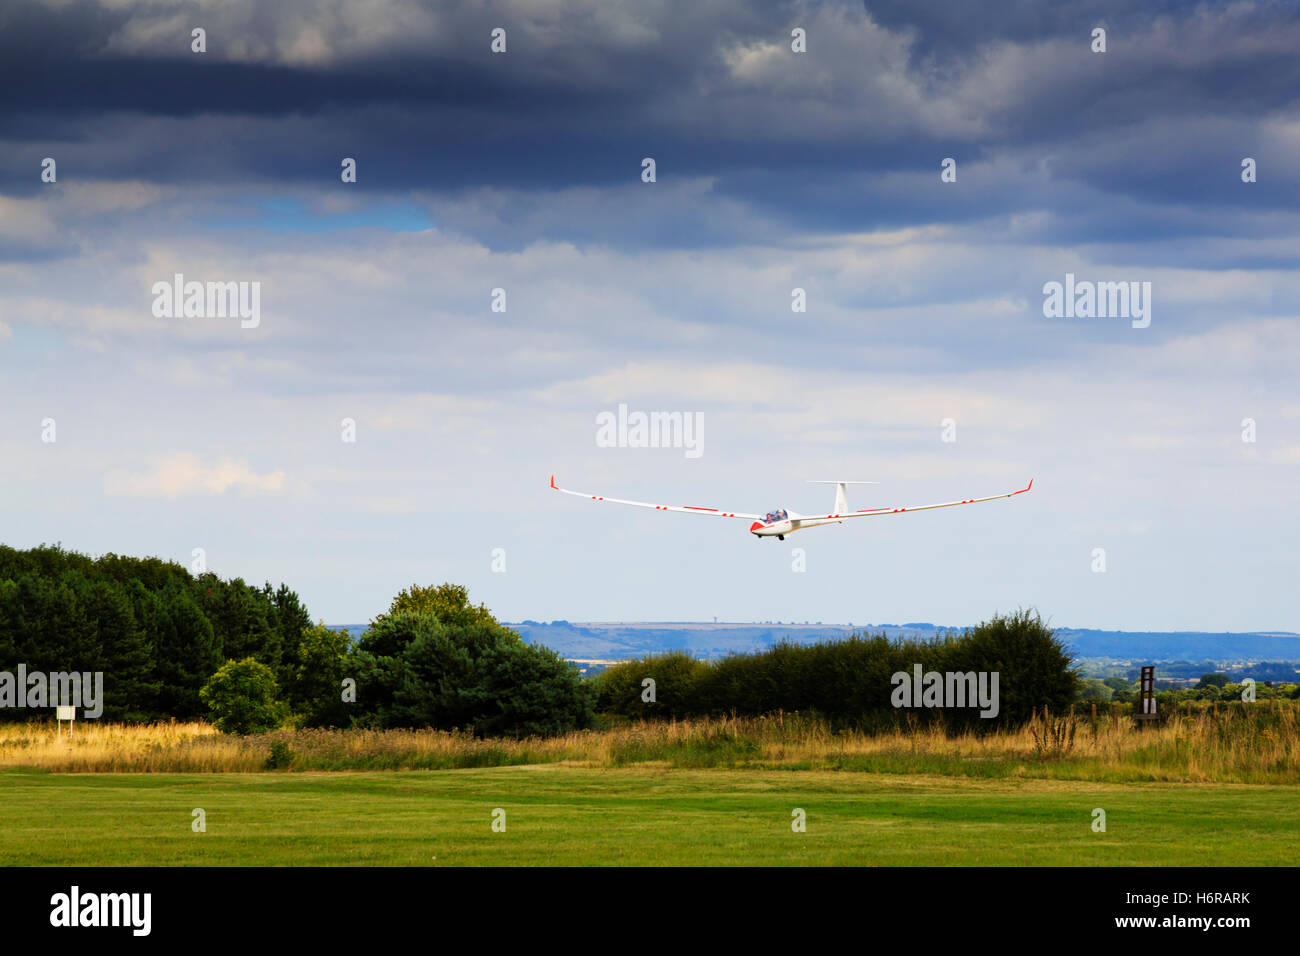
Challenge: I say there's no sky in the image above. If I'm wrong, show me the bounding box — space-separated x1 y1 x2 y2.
1 0 1297 631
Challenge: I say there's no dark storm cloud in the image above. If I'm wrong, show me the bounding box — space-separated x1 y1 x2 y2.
1 0 1297 244
862 0 1186 57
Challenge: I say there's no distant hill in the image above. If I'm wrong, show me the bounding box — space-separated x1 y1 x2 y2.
1054 628 1300 661
327 620 1300 664
501 621 1300 664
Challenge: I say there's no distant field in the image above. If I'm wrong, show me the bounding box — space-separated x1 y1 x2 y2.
2 767 1297 866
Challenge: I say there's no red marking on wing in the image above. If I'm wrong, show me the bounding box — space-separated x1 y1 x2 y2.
683 506 718 512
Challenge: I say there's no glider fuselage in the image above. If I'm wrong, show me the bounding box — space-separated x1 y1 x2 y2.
749 513 844 537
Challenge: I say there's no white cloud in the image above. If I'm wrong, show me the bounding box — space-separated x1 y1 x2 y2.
103 453 287 497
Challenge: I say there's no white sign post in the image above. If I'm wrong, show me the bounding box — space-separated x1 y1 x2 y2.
56 705 75 738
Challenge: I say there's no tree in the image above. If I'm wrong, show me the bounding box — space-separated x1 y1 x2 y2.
471 639 596 737
1076 677 1113 701
1196 672 1230 689
291 624 353 727
150 589 222 719
350 591 594 736
199 658 287 734
83 577 157 720
0 544 310 723
267 582 313 691
195 575 280 670
955 610 1078 725
382 619 593 736
372 583 518 638
598 651 708 717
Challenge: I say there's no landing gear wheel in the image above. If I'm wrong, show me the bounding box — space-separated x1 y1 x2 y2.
778 534 785 540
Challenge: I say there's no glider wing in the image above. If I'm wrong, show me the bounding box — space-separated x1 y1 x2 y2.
549 475 762 520
803 479 1034 521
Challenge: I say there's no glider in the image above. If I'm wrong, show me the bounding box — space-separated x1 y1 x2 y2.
550 475 1032 540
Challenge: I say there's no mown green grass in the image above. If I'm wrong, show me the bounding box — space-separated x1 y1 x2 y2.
1 766 1296 866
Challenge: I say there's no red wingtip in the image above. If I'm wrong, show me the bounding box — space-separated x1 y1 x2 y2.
549 474 557 489
1028 478 1034 491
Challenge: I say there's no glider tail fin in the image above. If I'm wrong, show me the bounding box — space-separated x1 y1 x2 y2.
807 479 879 516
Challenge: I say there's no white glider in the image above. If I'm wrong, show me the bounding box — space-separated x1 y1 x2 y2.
550 475 1033 540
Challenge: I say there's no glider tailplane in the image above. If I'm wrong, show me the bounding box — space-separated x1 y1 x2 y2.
807 479 878 517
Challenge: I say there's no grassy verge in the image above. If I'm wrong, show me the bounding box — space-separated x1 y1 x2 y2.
1 707 1297 784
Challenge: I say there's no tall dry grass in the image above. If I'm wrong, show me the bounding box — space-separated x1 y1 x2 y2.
2 704 1297 783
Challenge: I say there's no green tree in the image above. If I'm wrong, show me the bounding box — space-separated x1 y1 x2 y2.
350 588 594 736
149 589 222 719
267 582 313 691
199 657 287 734
383 619 593 736
291 624 354 727
1076 677 1114 701
0 544 310 723
83 577 157 720
598 651 708 718
372 583 517 638
952 609 1078 726
195 575 281 670
471 638 595 737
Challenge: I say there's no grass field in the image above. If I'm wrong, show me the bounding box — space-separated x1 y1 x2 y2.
2 707 1297 783
2 766 1297 866
3 715 1295 866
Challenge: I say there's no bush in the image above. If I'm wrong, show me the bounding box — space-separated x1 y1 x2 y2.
958 611 1077 725
597 651 708 718
200 658 288 735
266 740 295 770
596 609 1076 729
